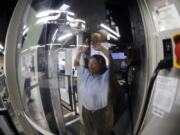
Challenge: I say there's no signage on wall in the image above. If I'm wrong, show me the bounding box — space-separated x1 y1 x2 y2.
152 75 178 118
152 4 180 32
153 0 169 10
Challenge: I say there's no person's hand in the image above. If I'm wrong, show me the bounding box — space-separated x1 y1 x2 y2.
92 43 103 51
78 45 89 53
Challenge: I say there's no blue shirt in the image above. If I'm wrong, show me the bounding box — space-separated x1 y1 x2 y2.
77 66 109 111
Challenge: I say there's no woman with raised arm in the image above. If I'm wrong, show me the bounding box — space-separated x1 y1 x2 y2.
74 35 114 135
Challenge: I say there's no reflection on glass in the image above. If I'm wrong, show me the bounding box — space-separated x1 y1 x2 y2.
15 0 136 135
24 66 34 104
74 34 114 135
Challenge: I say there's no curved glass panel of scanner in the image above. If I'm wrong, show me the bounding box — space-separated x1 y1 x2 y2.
15 0 143 134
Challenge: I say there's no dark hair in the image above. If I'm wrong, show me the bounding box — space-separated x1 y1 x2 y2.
89 54 107 74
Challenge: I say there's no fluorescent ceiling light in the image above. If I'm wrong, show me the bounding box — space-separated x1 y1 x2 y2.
66 15 86 24
36 10 57 18
37 10 74 18
108 33 118 40
36 15 60 24
100 23 120 37
58 33 73 41
36 10 60 18
68 19 86 28
60 4 70 10
76 45 88 47
0 44 4 50
67 12 75 16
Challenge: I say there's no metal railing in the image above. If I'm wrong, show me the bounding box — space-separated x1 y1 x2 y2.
0 74 19 135
58 73 78 115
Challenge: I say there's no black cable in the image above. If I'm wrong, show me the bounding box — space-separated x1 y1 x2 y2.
136 57 173 135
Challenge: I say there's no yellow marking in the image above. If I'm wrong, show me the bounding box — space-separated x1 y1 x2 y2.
173 58 180 68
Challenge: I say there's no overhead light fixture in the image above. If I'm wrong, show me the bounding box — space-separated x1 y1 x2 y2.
67 11 75 16
58 33 73 41
100 23 120 38
36 10 60 18
68 18 86 28
76 45 88 47
108 33 118 40
37 10 74 18
36 15 60 24
59 4 70 11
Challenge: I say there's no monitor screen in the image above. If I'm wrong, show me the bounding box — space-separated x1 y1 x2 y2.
91 49 100 56
111 52 127 59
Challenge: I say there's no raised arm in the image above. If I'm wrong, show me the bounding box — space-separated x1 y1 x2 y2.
91 32 110 60
92 43 110 60
74 46 88 70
